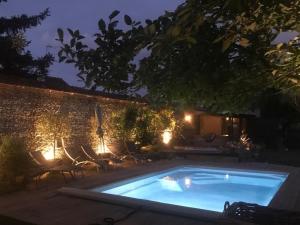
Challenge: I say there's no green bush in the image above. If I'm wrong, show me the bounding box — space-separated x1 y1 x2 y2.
111 105 179 147
0 136 31 185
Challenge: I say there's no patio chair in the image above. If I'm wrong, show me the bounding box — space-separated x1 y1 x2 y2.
123 141 149 164
61 139 108 172
223 201 300 225
80 145 122 168
28 150 76 183
107 141 149 164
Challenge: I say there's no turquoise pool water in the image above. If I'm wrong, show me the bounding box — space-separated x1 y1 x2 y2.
92 166 288 212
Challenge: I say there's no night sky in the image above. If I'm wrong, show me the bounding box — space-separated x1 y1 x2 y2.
1 1 297 88
1 0 183 86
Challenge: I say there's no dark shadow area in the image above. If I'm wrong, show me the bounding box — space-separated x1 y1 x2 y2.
0 215 37 225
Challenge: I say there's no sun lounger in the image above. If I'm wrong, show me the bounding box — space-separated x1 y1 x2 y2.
81 145 122 168
29 150 77 183
61 139 108 172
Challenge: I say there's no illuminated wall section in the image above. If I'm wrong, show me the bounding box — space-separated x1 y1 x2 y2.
0 82 134 158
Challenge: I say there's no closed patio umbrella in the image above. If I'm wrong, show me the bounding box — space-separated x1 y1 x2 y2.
95 104 105 152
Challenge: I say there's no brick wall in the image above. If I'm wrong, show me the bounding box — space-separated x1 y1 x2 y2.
0 82 133 157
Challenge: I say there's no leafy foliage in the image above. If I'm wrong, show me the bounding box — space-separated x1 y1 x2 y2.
57 0 300 112
111 105 137 144
57 12 143 93
137 0 300 111
266 37 300 99
0 1 53 78
111 105 178 146
0 136 31 185
35 110 70 158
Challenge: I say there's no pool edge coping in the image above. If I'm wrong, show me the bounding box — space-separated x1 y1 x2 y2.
58 161 300 221
58 187 252 225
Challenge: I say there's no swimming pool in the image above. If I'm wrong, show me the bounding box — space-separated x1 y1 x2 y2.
92 166 288 212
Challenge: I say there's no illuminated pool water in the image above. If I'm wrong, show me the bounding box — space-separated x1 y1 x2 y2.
92 166 288 212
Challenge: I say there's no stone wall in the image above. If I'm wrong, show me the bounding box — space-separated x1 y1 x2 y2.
0 82 134 158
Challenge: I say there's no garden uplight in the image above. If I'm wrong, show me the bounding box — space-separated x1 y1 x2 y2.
162 129 172 145
42 146 55 160
96 143 110 154
184 114 192 123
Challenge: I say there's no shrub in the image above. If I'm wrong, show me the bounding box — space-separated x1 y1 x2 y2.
111 105 179 147
0 136 31 185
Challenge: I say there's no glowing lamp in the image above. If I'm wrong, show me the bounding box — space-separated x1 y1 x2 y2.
42 146 55 160
96 143 110 154
184 114 192 123
226 117 230 121
162 130 172 145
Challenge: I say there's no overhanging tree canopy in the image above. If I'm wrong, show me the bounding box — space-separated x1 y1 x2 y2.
57 0 300 112
0 0 53 79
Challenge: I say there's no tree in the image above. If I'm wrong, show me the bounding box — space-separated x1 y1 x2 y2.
266 36 300 101
57 10 143 93
57 0 300 112
35 111 70 159
136 0 300 111
0 0 53 79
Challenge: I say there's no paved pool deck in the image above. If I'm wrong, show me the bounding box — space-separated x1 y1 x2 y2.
0 159 299 225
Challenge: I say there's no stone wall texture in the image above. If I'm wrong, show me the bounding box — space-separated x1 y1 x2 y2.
0 82 134 157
